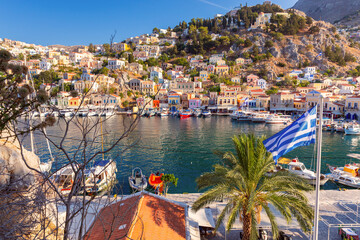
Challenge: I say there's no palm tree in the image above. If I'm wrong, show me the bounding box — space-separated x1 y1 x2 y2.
192 134 314 240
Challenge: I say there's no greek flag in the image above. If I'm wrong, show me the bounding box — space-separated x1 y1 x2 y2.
241 98 249 107
263 106 317 163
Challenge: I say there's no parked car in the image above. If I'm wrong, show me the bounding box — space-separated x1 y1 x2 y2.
339 228 359 240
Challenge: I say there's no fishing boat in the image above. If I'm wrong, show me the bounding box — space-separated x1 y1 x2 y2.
202 110 211 118
265 115 292 125
52 165 79 195
180 109 192 119
148 173 164 194
267 158 328 186
345 123 360 135
326 154 360 188
84 160 117 194
128 167 148 191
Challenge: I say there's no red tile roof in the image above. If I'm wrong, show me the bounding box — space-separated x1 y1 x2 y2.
84 193 186 240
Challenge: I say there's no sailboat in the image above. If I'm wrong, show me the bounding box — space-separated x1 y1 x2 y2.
84 118 117 194
27 67 54 174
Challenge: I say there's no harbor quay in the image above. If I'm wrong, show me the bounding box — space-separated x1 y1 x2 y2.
64 190 360 240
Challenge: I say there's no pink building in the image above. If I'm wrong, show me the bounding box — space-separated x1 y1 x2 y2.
189 98 202 109
247 74 259 86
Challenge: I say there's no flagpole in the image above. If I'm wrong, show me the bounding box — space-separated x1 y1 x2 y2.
313 95 323 240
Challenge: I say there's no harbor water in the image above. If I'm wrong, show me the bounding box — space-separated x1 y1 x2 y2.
29 115 360 194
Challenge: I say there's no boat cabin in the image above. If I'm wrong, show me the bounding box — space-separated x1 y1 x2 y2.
288 159 306 172
344 165 360 177
339 228 359 240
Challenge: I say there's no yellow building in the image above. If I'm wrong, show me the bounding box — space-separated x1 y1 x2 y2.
68 97 80 107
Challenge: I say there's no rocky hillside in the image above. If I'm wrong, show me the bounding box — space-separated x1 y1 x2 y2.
292 0 360 23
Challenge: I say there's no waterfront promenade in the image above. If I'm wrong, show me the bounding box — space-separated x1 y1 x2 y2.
167 190 360 240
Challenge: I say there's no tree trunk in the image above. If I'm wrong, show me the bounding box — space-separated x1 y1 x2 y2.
242 211 252 240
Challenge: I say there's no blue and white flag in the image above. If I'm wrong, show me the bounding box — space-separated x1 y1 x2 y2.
263 106 317 163
241 97 249 107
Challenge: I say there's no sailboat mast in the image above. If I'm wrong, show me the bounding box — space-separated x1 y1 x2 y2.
101 119 104 160
313 95 323 240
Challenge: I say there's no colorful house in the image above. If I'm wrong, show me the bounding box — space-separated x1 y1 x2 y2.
189 98 202 109
168 93 181 112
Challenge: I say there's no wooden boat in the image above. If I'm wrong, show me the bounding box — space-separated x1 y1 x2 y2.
180 109 192 119
84 160 117 194
149 173 164 193
128 167 148 191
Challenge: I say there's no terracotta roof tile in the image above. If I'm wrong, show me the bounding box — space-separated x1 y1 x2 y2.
84 193 186 240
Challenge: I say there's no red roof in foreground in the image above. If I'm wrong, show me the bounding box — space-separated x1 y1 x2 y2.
84 192 186 240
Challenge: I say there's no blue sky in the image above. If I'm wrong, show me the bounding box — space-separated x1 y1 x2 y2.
1 0 298 46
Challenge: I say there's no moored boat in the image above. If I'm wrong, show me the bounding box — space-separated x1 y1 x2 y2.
265 115 292 125
202 110 211 118
250 112 269 123
267 158 328 186
52 165 79 195
148 173 164 193
84 159 117 194
128 167 148 191
180 109 192 119
345 123 360 135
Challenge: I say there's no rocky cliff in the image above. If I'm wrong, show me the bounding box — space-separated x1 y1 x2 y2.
292 0 360 23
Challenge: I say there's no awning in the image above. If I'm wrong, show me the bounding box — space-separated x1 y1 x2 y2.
188 207 216 229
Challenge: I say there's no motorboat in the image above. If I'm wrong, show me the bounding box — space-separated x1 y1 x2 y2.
105 110 115 117
84 159 117 194
60 110 74 118
202 110 211 118
180 109 192 119
327 165 360 188
237 111 252 121
52 165 79 195
126 110 132 116
148 173 164 194
267 158 328 186
250 112 269 123
345 123 360 135
76 109 89 117
326 153 360 188
194 109 202 117
230 110 241 120
88 111 98 117
265 115 292 125
128 167 148 191
160 109 170 117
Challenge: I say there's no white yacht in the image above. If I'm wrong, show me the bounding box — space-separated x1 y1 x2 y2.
230 111 241 120
265 115 292 124
267 158 328 186
345 123 360 135
237 111 252 121
326 154 360 188
250 112 269 123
